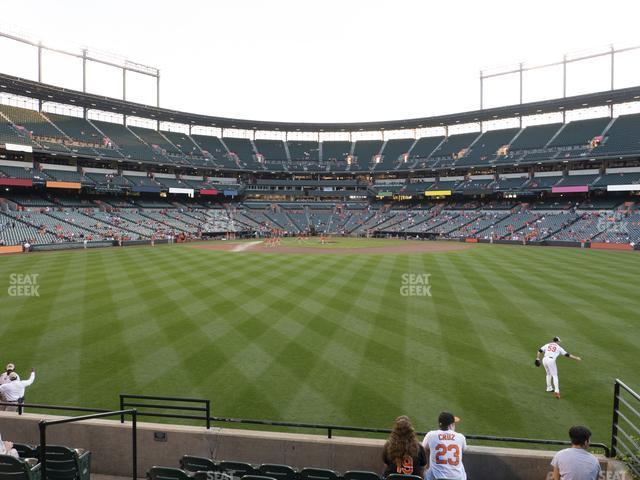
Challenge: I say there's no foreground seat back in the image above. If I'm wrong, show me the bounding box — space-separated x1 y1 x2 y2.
386 475 423 480
35 446 90 480
241 476 277 480
0 454 42 480
342 471 380 480
180 456 216 473
11 445 36 460
258 465 297 480
218 462 257 478
299 468 340 480
147 467 191 480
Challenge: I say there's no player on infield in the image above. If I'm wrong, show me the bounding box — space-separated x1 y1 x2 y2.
422 412 467 480
535 336 581 398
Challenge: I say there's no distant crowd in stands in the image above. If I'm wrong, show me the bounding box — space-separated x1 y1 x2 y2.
381 413 601 480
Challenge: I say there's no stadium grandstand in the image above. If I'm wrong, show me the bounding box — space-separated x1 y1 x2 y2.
2 71 640 249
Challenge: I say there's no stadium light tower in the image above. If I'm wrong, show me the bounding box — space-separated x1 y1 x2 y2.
479 43 640 123
0 29 161 121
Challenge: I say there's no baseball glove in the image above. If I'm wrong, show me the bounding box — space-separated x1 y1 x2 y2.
535 359 541 367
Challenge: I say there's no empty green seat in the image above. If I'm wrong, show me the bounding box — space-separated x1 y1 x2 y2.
0 454 42 480
299 467 340 480
257 465 296 480
180 456 216 473
11 445 36 460
386 475 423 480
241 476 276 480
147 467 191 480
35 446 90 480
342 471 380 480
218 462 257 477
193 472 215 480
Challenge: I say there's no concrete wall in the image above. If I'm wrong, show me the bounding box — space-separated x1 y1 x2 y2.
0 412 631 480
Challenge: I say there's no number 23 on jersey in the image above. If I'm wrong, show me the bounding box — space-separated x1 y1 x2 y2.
434 443 460 465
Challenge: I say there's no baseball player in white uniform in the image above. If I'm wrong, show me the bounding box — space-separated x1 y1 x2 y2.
422 412 467 480
535 337 581 398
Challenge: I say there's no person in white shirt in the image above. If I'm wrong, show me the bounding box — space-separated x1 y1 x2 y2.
535 337 582 399
0 369 35 412
551 426 601 480
0 434 19 458
422 412 467 480
0 364 19 385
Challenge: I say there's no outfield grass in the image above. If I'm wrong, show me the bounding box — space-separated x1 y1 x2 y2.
1 240 638 446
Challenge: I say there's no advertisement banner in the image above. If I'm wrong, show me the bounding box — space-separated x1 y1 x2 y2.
551 185 589 193
607 184 640 192
46 181 81 189
0 178 32 187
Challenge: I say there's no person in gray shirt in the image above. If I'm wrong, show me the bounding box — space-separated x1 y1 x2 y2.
551 426 601 480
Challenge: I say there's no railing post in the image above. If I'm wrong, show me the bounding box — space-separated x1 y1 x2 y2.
39 420 47 480
132 410 138 480
611 380 620 457
120 395 125 423
205 400 211 430
328 428 332 439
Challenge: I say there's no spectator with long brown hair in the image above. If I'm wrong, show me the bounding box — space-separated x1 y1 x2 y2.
382 415 427 477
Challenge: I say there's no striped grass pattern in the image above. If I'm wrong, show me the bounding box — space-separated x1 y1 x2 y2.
0 241 638 445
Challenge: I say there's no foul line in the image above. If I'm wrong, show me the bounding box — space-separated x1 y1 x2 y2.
231 241 263 252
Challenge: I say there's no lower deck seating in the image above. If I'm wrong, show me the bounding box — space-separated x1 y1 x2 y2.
1 196 638 246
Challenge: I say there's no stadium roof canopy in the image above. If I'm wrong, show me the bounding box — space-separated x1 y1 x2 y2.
2 72 640 132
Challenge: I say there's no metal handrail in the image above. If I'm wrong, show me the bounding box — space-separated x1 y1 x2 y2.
611 379 640 458
39 409 138 480
120 393 210 429
207 415 610 456
1 395 615 458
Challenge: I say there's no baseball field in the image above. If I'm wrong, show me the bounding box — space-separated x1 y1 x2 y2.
1 238 638 447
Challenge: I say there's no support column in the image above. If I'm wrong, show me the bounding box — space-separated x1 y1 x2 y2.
479 70 483 110
519 62 523 105
37 42 43 111
122 68 126 101
610 45 615 91
82 49 88 119
562 54 567 98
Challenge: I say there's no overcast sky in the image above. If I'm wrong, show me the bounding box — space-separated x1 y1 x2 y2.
2 0 640 123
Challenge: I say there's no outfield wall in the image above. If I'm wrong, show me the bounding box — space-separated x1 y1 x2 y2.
0 412 630 480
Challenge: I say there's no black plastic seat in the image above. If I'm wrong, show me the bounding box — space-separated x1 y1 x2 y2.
180 456 216 473
35 446 90 480
147 467 191 480
299 467 340 480
342 471 381 480
386 475 423 480
258 464 297 480
11 445 36 460
218 462 258 478
0 455 41 480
